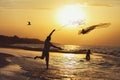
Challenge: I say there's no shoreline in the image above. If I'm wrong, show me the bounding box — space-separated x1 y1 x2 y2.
0 45 87 54
0 48 120 80
0 44 120 57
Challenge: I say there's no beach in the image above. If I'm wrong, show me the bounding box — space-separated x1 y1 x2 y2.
0 48 120 80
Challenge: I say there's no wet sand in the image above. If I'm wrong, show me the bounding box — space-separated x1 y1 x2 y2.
0 48 120 80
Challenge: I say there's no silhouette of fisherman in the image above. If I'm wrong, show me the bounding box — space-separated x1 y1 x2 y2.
86 49 91 61
34 29 62 69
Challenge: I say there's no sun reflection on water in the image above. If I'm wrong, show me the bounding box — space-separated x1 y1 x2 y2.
62 54 76 68
62 45 80 52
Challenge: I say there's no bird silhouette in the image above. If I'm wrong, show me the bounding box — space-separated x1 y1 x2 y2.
27 21 31 25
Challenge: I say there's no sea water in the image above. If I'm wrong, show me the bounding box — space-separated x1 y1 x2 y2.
12 44 120 56
0 44 120 79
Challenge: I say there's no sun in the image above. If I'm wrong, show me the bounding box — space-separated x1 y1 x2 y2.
57 5 86 28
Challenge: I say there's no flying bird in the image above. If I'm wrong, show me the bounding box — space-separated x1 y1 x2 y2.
27 21 31 25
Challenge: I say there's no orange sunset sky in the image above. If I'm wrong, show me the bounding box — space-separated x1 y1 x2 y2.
0 0 120 47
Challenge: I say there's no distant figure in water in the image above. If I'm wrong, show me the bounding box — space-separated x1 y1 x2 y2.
34 29 62 69
86 49 91 61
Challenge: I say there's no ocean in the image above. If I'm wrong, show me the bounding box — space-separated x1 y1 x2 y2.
11 44 120 56
0 44 120 79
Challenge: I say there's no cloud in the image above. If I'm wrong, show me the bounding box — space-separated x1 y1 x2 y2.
76 0 120 7
0 7 52 10
86 3 113 7
0 0 120 10
0 0 52 10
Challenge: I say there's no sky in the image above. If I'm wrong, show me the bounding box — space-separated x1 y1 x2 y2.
0 0 120 47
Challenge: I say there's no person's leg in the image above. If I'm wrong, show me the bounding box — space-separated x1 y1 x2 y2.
34 52 45 59
86 55 88 60
86 55 90 61
88 54 90 60
45 53 49 69
34 56 39 59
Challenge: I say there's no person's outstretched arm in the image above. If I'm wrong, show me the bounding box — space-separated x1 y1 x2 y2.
51 43 62 50
48 29 55 37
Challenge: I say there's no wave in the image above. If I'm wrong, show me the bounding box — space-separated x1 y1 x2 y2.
9 44 120 56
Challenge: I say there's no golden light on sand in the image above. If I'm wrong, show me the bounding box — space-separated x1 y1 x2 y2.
57 5 86 28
